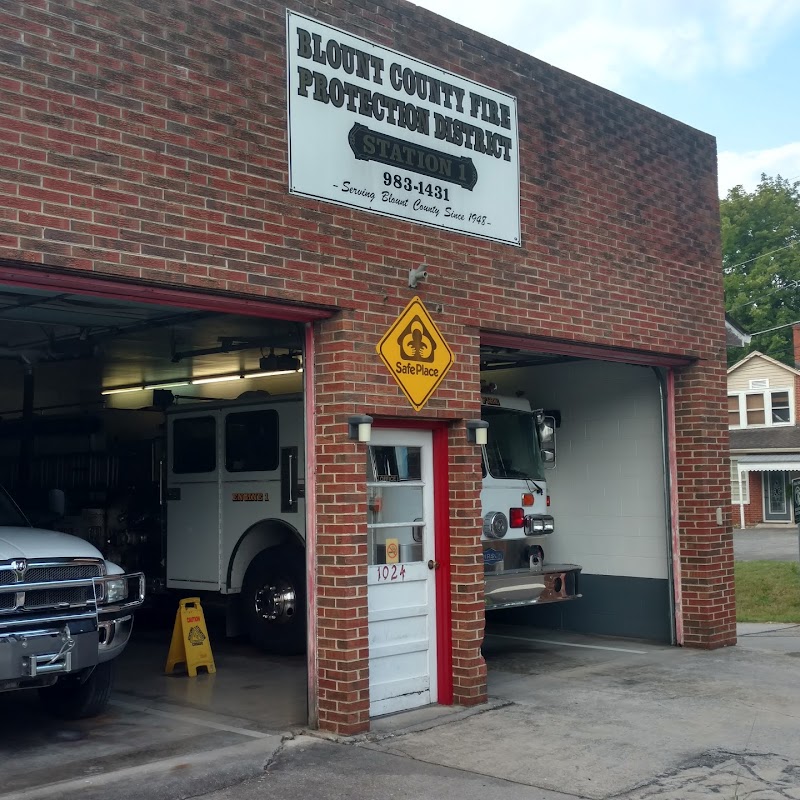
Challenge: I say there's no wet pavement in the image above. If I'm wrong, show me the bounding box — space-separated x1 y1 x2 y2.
3 623 800 800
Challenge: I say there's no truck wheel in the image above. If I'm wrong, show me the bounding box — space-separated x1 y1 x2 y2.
39 660 115 720
241 545 306 655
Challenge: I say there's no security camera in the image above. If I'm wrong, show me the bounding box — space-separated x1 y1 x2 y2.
408 265 429 288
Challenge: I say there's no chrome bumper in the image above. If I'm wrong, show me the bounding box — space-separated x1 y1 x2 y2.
484 563 582 610
0 615 100 685
0 571 144 686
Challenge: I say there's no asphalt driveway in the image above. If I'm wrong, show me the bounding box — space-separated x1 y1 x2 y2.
733 526 800 561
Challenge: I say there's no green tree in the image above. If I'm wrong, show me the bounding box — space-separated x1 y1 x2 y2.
723 174 800 366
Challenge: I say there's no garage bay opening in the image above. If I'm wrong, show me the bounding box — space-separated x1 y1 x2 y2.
0 283 311 728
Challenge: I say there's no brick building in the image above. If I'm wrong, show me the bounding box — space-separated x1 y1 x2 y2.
0 0 731 735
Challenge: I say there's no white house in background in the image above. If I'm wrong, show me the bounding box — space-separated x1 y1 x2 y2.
728 339 800 528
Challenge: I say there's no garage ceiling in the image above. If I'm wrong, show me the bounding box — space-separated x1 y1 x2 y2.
479 346 577 372
0 284 581 393
0 286 304 389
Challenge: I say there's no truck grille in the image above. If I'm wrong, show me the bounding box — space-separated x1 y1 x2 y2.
0 560 103 613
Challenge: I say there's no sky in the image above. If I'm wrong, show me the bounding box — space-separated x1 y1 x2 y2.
410 0 800 197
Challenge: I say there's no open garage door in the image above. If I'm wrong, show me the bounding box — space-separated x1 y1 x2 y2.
0 274 328 732
479 335 689 644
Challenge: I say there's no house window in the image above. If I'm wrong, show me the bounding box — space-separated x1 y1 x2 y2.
746 393 765 425
730 461 750 504
728 388 793 428
771 391 790 423
728 395 741 427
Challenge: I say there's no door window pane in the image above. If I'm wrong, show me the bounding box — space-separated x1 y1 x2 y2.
172 417 216 474
225 410 279 472
367 445 421 482
367 445 424 565
768 473 787 515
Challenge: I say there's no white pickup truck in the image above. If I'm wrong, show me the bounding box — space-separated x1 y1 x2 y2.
0 486 144 719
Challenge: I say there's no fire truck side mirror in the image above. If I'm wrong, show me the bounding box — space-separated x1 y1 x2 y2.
539 414 557 469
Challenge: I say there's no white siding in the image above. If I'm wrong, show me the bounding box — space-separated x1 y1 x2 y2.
728 357 794 393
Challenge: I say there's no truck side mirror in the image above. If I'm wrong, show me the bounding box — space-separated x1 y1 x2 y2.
540 415 557 468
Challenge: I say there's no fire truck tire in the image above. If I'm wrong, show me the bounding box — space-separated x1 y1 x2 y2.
38 660 115 720
241 545 306 655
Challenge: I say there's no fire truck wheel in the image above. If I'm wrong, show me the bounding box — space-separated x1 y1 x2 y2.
242 545 306 655
38 660 115 720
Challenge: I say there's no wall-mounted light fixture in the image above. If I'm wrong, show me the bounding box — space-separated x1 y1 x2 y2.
348 414 373 442
465 419 489 445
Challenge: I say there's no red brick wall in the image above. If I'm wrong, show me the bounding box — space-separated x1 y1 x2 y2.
0 0 730 730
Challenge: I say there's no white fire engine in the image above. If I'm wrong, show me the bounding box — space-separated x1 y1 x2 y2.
479 388 582 609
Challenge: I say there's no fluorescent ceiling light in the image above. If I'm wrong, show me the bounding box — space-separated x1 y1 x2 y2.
102 367 302 394
143 381 190 390
101 386 143 396
247 368 304 379
191 374 243 385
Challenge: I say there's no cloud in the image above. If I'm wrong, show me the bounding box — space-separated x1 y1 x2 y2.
411 0 800 90
718 143 800 195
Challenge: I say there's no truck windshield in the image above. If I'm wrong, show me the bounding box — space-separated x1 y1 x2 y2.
482 406 545 481
0 487 30 527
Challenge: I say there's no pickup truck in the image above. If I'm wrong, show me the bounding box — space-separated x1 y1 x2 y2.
0 485 144 719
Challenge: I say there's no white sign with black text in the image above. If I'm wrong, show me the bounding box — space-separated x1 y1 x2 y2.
287 12 520 246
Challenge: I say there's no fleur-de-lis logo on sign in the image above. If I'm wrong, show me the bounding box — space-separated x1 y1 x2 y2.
398 315 436 363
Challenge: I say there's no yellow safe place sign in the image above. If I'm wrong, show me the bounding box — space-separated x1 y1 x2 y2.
377 296 454 411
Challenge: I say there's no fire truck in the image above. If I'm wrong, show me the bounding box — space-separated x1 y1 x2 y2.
479 388 582 610
162 387 579 655
164 394 306 655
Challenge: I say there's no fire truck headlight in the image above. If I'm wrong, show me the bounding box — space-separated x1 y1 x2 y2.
483 511 508 539
525 515 556 535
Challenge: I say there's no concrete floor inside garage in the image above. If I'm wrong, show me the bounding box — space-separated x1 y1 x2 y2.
0 625 308 798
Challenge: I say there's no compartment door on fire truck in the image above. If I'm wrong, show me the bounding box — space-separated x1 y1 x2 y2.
367 428 437 717
166 411 221 589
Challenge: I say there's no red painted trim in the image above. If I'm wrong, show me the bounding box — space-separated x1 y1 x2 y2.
667 369 683 645
481 331 694 368
304 324 318 726
432 425 453 705
371 417 454 705
0 263 334 322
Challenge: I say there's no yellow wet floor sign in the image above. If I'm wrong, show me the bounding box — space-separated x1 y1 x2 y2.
165 597 216 677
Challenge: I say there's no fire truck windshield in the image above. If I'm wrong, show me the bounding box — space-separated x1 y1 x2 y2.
481 406 545 481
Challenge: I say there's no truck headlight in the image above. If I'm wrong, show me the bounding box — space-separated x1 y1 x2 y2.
105 577 128 604
483 511 508 539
